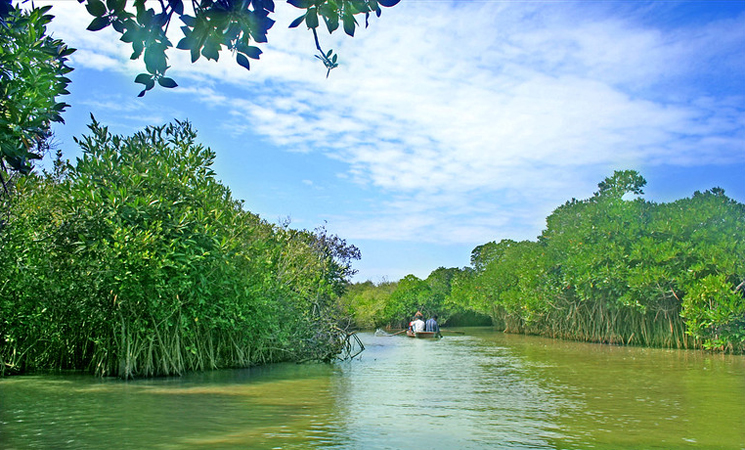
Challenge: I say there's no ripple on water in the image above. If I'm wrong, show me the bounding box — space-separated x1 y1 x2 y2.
1 330 744 449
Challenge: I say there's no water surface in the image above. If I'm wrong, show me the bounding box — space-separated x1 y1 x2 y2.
1 329 743 449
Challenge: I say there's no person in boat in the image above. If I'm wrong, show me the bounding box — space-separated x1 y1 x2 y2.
411 312 425 333
425 315 440 333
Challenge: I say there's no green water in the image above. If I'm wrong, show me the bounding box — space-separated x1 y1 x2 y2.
1 329 744 449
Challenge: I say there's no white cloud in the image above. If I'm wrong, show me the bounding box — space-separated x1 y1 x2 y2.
38 0 745 251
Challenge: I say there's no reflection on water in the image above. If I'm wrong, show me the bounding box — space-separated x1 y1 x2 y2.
1 329 744 449
329 333 565 450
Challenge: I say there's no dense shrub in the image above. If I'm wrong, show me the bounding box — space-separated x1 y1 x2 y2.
1 120 359 377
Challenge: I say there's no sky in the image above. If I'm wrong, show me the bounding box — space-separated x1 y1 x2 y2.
30 0 745 283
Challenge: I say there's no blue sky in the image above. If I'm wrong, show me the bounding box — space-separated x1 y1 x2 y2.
33 0 745 282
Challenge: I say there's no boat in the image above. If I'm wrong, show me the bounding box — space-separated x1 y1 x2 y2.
406 330 441 339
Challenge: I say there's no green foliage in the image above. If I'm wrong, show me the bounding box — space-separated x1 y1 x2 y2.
341 170 745 354
458 170 744 352
339 280 397 328
0 119 360 377
425 267 460 318
0 2 74 178
78 0 400 94
673 189 745 351
343 267 474 329
594 169 646 199
470 241 502 273
682 274 745 351
380 274 429 327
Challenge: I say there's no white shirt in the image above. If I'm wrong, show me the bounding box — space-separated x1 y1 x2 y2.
412 319 425 332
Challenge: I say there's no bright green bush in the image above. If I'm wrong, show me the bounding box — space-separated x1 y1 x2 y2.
1 120 360 377
343 171 745 353
0 2 73 177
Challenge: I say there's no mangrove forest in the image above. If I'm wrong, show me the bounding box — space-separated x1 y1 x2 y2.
341 170 745 354
1 120 361 378
2 127 743 381
1 2 743 381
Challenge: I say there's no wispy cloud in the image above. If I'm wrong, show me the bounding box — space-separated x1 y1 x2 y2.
40 0 745 251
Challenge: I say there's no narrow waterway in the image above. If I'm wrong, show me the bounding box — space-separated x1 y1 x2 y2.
1 329 744 449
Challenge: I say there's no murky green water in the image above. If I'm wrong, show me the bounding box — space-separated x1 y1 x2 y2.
1 329 744 449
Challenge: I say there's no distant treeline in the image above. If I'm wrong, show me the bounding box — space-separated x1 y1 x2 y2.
341 171 745 353
0 120 360 378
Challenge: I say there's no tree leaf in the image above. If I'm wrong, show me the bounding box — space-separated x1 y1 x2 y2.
168 0 184 15
319 3 336 17
243 45 262 59
120 27 139 43
144 44 168 74
134 73 153 85
342 13 355 37
112 20 125 33
305 10 319 29
289 14 305 28
107 0 126 12
176 36 191 50
85 0 107 17
377 0 400 6
190 46 201 63
201 41 220 61
324 15 339 33
131 41 144 59
180 14 196 27
287 0 312 8
158 77 178 88
0 1 12 18
350 0 367 14
87 16 111 32
60 47 77 57
136 74 155 96
236 53 250 70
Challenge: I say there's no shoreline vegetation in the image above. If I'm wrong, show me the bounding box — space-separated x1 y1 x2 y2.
1 121 362 378
1 122 742 380
341 170 745 355
1 1 743 381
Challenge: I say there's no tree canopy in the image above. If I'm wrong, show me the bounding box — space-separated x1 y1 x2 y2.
0 2 74 183
1 119 362 377
77 0 401 95
342 171 745 353
0 0 401 185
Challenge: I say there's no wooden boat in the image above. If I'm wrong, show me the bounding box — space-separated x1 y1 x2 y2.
406 330 441 339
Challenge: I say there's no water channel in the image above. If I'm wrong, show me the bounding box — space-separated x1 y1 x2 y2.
1 328 744 449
